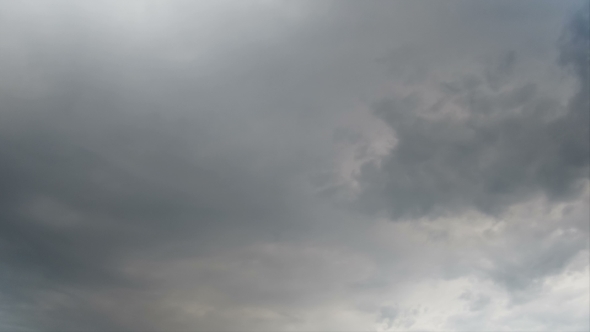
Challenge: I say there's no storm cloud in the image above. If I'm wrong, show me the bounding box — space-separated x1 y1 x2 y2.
354 5 589 220
0 1 588 331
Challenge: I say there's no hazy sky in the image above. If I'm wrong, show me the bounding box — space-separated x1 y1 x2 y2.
0 1 588 331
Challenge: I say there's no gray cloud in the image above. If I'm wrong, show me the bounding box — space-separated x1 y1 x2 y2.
0 3 333 330
356 6 589 220
0 1 587 331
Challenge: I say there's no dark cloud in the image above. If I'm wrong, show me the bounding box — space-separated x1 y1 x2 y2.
0 1 587 331
0 89 326 330
356 5 589 220
0 4 332 330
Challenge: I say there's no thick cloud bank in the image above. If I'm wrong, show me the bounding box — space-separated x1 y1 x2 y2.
357 7 589 220
0 1 588 331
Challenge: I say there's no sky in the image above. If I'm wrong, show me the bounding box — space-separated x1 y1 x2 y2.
0 1 588 331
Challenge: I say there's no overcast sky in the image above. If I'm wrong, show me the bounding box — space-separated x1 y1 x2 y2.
0 1 588 331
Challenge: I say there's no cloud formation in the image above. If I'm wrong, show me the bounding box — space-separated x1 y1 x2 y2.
0 1 588 331
356 7 589 219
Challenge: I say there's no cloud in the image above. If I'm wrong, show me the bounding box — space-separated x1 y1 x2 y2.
0 1 587 331
355 4 589 220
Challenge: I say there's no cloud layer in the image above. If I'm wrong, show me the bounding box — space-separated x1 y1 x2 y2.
0 1 588 331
